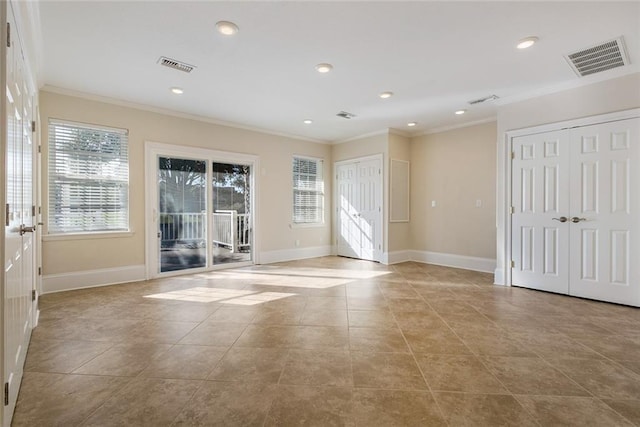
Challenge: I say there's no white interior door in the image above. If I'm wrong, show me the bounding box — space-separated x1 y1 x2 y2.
511 130 571 294
4 5 36 424
511 117 639 307
569 118 640 306
356 159 381 261
337 162 359 259
336 157 382 262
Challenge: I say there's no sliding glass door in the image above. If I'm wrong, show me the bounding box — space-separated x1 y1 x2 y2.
158 157 207 272
212 162 252 265
147 143 257 277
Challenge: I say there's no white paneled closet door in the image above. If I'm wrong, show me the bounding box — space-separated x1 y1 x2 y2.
512 130 571 294
335 156 382 262
512 117 640 307
569 119 639 306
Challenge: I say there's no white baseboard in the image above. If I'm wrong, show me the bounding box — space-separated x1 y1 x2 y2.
259 245 332 264
494 268 506 285
42 264 146 294
383 250 412 265
409 250 496 273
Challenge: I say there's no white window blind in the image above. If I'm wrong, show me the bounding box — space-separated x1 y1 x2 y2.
48 120 129 234
293 156 324 224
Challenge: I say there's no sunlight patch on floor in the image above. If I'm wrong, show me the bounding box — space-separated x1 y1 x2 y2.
190 266 392 289
144 287 297 305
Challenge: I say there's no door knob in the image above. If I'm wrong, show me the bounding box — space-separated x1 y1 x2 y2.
552 217 568 223
571 217 586 223
19 224 36 235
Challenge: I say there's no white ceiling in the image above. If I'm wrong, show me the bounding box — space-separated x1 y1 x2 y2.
36 1 640 143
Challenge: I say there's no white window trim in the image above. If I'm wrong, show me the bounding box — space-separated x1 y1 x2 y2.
47 118 130 235
292 154 325 226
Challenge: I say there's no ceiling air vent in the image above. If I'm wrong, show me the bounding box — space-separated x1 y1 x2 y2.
157 56 196 73
468 94 499 105
337 111 356 119
565 37 629 77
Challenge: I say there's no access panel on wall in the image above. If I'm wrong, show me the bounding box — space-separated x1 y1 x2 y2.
511 117 639 307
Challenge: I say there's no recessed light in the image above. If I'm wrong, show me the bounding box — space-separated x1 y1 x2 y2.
170 87 184 95
216 21 239 36
303 119 313 124
517 36 538 49
315 63 333 73
379 91 394 99
455 109 466 115
407 122 417 127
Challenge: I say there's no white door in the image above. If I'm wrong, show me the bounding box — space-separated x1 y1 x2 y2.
512 118 640 307
512 130 571 294
4 5 36 424
569 119 640 306
336 157 382 262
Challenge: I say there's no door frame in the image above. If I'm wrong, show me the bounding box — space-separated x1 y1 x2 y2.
333 153 384 263
498 108 640 287
144 141 260 279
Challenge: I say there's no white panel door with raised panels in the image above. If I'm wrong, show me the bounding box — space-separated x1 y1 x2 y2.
512 130 571 294
512 117 639 307
4 4 37 424
569 119 639 306
336 157 382 262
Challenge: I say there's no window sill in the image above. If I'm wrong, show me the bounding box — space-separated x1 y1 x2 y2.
43 230 135 242
291 223 325 229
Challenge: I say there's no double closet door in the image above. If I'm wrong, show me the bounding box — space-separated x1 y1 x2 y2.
512 117 639 307
336 156 382 262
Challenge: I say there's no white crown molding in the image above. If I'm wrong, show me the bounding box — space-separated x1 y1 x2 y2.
332 128 391 145
40 85 329 145
494 65 640 107
416 117 497 137
389 128 413 138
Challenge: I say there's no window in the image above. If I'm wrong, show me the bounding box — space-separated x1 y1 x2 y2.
292 156 324 224
48 120 129 234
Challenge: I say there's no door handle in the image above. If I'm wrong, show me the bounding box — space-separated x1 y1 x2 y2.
552 217 568 223
19 224 36 235
571 217 586 223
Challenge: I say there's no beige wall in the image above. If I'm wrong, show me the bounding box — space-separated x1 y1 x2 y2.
388 133 411 253
410 122 497 259
494 72 640 282
40 91 332 276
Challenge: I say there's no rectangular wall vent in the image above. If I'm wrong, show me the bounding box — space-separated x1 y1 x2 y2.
336 111 356 119
157 56 196 73
468 94 499 105
565 37 629 77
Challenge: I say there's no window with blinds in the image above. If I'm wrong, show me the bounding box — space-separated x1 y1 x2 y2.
293 156 324 224
48 120 129 234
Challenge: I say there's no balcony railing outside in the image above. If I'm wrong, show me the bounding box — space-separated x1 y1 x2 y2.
212 210 250 253
159 211 250 254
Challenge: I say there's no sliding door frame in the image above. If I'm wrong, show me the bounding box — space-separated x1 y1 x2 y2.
144 141 260 279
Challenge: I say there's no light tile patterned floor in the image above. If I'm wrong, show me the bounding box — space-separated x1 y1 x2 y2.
13 256 640 426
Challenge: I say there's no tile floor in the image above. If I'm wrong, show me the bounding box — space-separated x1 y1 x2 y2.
12 256 640 426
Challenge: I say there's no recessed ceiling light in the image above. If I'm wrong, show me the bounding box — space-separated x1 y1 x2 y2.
315 63 333 73
303 119 313 124
517 36 539 49
407 122 417 127
216 21 239 36
170 87 184 95
455 109 466 115
379 91 394 99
